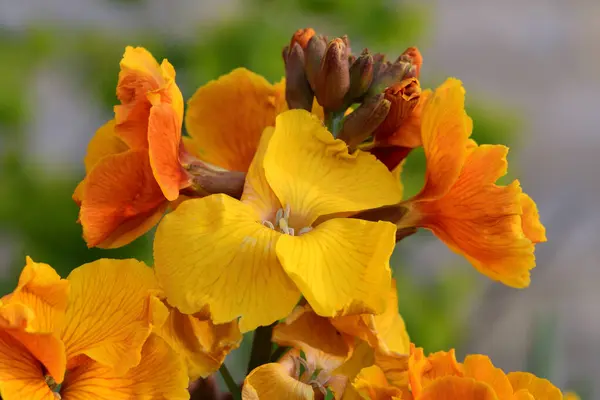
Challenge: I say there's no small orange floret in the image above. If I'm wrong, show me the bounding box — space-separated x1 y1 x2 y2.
290 27 316 51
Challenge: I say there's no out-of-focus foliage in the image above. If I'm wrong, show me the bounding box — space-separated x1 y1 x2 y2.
0 0 517 358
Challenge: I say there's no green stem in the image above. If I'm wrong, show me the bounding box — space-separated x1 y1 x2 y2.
247 322 276 374
219 364 241 400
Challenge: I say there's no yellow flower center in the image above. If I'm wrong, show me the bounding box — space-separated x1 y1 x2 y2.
263 204 312 236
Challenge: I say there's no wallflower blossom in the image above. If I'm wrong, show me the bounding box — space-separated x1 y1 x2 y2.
363 78 546 287
74 46 187 248
154 110 402 332
0 257 189 400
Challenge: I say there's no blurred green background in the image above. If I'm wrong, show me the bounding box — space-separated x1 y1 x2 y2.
0 0 588 397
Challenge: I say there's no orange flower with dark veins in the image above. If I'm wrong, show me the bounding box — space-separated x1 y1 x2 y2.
73 47 188 248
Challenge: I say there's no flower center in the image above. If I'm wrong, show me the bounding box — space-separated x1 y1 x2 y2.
262 204 312 236
294 355 330 397
44 375 62 399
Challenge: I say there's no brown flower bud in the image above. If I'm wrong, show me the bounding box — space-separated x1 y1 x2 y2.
374 78 425 148
304 35 328 92
396 47 423 79
315 37 350 111
285 42 314 111
290 28 316 52
369 60 412 96
346 51 374 102
338 94 390 149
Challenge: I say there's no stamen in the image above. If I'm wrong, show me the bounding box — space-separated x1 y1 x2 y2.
284 204 291 220
275 208 284 223
263 220 275 230
298 226 313 235
279 218 291 235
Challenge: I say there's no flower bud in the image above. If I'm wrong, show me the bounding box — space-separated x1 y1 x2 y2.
289 27 316 52
396 47 423 79
375 78 421 143
346 51 374 102
338 94 390 149
369 60 412 96
315 37 350 111
304 35 328 92
285 42 314 111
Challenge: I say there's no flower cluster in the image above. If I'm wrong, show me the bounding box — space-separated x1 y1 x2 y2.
0 26 577 400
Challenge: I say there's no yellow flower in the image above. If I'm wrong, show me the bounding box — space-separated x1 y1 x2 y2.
0 257 189 400
396 78 546 288
154 109 402 332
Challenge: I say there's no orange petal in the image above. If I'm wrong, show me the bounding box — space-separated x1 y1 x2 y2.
416 78 472 200
114 47 183 150
351 365 407 400
374 351 410 389
242 362 314 400
60 334 189 400
408 345 463 397
77 149 166 248
507 372 562 400
147 102 185 201
156 305 242 380
520 193 547 243
61 259 160 375
0 331 57 400
462 355 512 400
411 145 538 288
82 120 128 173
185 68 282 172
419 376 498 400
273 305 352 366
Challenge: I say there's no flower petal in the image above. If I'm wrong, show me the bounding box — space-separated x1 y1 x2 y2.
77 149 166 248
114 47 183 149
419 376 498 400
507 372 562 400
273 305 352 364
154 193 300 332
60 259 159 375
277 218 395 317
242 362 314 400
264 110 402 225
185 68 283 172
351 365 407 400
416 78 472 200
156 305 242 380
411 145 538 288
147 102 185 201
2 257 69 334
82 120 128 173
0 331 57 400
462 355 512 400
520 193 547 243
60 334 189 400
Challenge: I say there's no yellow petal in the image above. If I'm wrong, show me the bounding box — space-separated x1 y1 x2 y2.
264 110 402 226
332 279 410 355
507 372 562 400
82 120 128 173
240 126 281 219
419 376 498 400
512 390 535 400
154 193 300 332
416 78 472 200
60 334 189 400
520 193 547 243
0 331 57 400
351 365 407 400
411 145 537 288
462 355 512 400
273 305 352 365
333 341 376 382
2 257 69 334
156 304 242 380
60 259 159 375
374 351 410 389
563 392 580 400
242 362 314 400
185 68 282 172
277 218 395 317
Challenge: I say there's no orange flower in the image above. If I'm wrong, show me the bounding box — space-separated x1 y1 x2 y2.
0 257 189 400
397 78 546 288
74 46 187 248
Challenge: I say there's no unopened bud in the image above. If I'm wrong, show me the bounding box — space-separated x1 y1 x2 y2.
346 52 374 102
369 60 412 95
285 42 314 111
338 94 391 148
304 35 328 92
375 78 421 141
180 152 246 199
315 37 350 111
396 47 423 79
